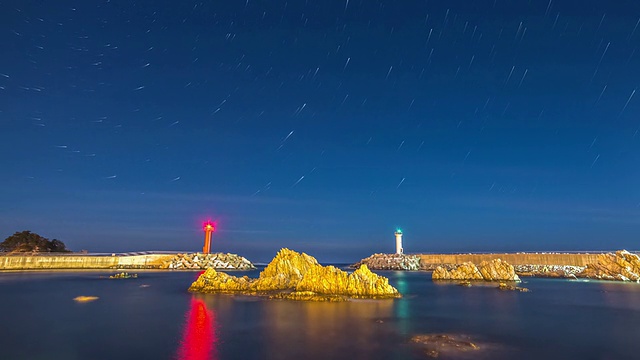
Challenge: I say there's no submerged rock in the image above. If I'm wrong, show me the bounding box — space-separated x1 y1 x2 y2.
497 282 530 292
432 259 520 281
351 253 421 270
411 334 480 358
189 248 400 300
109 272 137 279
578 250 640 281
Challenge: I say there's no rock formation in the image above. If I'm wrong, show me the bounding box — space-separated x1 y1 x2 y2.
351 253 421 270
578 250 640 281
432 259 520 281
189 248 400 300
161 253 255 270
432 262 483 280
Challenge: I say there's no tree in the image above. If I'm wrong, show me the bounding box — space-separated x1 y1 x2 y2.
0 231 71 253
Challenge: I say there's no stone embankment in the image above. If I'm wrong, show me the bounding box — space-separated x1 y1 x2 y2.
0 253 175 270
161 253 255 270
432 259 520 281
189 248 400 301
514 264 584 278
351 253 421 270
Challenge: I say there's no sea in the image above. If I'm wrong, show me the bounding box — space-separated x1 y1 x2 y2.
1 267 639 360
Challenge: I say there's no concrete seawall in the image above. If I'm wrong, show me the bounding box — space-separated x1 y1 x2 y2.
418 253 603 267
0 254 175 270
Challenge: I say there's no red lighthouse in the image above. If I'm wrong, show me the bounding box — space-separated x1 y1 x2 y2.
202 222 215 254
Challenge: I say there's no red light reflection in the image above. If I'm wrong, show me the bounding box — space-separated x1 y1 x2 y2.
177 298 217 360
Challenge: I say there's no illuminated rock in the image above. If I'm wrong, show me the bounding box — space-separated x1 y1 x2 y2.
432 262 483 280
579 250 640 281
251 248 320 291
188 268 254 292
432 259 520 281
73 296 99 302
189 248 400 300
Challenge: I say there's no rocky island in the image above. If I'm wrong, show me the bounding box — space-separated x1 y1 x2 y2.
189 248 400 301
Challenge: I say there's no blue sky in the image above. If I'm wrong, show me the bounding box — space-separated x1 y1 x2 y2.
1 0 639 262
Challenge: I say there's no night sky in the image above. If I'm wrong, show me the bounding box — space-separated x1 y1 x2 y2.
1 1 639 262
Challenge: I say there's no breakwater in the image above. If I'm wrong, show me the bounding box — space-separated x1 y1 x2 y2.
0 252 256 270
0 253 175 270
418 253 602 270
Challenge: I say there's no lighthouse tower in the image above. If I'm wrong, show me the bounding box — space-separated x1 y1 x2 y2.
395 229 403 254
203 222 215 254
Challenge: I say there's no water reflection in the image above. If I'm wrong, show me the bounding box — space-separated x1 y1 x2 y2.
393 272 411 336
177 297 218 360
262 299 395 360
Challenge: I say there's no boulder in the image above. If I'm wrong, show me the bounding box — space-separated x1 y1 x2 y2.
189 248 400 300
578 250 640 281
478 259 520 281
432 259 520 281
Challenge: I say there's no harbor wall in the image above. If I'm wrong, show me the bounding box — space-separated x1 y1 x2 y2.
0 254 175 270
418 253 602 267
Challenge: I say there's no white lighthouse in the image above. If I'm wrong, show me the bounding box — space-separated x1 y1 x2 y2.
395 229 403 254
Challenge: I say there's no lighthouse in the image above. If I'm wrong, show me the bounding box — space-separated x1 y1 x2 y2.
395 229 403 254
203 222 215 254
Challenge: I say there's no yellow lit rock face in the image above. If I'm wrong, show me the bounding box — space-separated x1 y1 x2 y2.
580 250 640 281
189 248 400 300
252 248 320 291
432 262 483 281
188 268 254 292
478 259 520 281
432 259 520 281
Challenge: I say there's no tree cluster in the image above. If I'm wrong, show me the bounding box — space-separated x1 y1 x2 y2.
0 231 71 253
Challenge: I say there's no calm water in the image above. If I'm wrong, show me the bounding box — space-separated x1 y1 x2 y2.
1 269 640 360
